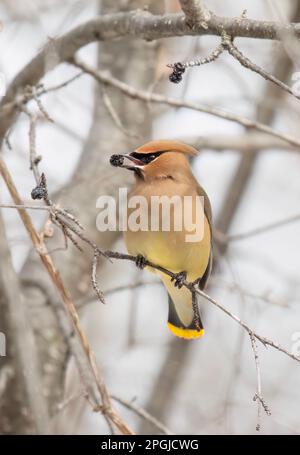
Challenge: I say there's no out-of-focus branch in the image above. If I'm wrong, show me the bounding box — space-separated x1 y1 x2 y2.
190 133 298 152
216 212 300 244
111 395 174 435
72 58 300 149
2 10 300 142
221 32 300 101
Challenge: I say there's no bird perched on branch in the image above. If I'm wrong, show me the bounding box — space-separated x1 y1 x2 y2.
110 140 212 339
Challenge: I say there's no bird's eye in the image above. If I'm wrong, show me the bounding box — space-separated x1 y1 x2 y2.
144 154 157 163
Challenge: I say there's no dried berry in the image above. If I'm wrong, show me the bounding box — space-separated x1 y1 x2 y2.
31 185 46 200
173 62 185 74
110 154 124 167
168 62 185 83
169 73 182 83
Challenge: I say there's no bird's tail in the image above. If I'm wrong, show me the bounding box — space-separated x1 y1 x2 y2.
162 275 204 339
167 295 204 339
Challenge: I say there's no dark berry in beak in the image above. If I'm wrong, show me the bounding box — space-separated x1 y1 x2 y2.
110 154 124 167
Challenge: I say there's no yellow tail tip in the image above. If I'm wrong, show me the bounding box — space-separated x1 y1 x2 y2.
167 322 205 340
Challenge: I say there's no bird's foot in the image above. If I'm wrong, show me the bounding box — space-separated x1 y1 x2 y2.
192 277 203 289
135 254 147 270
171 271 187 289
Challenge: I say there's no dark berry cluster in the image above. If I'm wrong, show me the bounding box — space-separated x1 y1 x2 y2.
110 154 124 167
169 62 185 83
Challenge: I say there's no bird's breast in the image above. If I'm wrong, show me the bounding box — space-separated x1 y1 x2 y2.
124 214 211 281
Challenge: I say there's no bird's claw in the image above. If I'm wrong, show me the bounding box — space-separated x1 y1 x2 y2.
135 254 147 270
171 271 187 289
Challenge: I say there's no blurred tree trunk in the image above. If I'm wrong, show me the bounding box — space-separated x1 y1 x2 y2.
0 214 33 434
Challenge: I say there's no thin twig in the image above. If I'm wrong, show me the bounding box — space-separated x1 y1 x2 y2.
167 43 223 69
101 88 139 138
73 58 300 149
111 395 174 435
1 73 84 119
218 212 300 243
20 105 42 183
0 203 53 211
91 250 106 304
250 332 271 431
221 32 300 101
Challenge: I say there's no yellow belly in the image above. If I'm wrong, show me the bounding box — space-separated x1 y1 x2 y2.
124 215 211 281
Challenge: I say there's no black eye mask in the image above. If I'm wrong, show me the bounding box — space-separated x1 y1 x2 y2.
130 151 164 164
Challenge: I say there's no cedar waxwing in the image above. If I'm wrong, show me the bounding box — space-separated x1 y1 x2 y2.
110 140 212 339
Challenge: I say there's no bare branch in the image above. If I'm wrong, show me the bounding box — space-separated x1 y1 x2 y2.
2 10 300 141
218 212 300 243
0 203 53 211
111 395 174 435
190 133 299 152
73 58 300 149
168 43 224 69
221 32 299 101
101 88 139 138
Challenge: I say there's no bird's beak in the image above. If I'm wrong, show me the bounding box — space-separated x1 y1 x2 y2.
110 154 144 171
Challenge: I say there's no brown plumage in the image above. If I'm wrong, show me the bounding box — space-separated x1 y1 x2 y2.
110 140 212 339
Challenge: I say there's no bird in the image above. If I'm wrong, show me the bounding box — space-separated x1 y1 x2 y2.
110 140 212 339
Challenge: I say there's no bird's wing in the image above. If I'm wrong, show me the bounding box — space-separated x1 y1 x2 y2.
198 250 212 290
196 183 212 227
196 183 213 289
